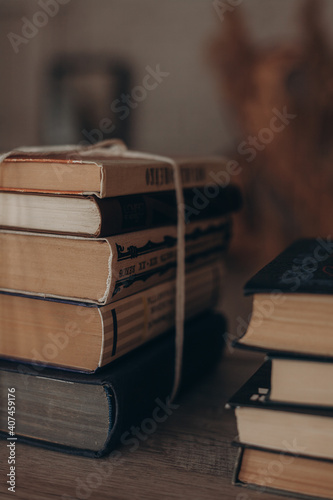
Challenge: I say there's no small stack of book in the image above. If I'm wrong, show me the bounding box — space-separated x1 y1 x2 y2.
228 238 333 500
0 143 241 457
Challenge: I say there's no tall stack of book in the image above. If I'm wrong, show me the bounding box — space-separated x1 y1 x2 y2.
0 143 241 457
228 239 333 500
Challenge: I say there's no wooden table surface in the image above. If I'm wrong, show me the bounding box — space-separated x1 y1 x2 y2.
0 346 295 500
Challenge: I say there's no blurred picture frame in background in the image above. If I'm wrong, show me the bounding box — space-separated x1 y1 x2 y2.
43 54 132 146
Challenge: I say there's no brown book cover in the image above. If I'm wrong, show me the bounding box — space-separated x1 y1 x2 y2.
0 261 223 371
0 217 229 304
0 148 232 198
233 444 333 500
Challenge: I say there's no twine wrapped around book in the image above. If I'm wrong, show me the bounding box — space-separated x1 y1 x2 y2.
0 139 185 401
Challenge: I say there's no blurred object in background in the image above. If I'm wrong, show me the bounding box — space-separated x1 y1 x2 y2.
44 55 131 145
210 0 333 267
0 0 227 156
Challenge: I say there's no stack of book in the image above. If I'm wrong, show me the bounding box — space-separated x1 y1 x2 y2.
0 144 241 457
228 239 333 500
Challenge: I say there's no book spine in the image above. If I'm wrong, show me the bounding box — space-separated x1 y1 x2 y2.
98 261 223 367
101 160 229 197
96 185 241 237
105 216 230 304
97 192 176 237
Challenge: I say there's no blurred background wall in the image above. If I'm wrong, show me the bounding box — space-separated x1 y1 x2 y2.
0 0 226 154
1 0 332 155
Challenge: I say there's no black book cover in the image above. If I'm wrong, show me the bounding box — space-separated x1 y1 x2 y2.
232 341 333 360
227 361 333 416
97 184 242 237
244 238 333 296
0 312 226 458
232 441 333 464
267 352 333 363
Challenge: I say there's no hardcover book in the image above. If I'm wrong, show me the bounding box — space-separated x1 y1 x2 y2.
0 261 222 371
234 445 333 500
0 148 230 198
236 238 333 356
0 312 226 458
0 216 229 304
227 363 333 461
268 354 333 407
244 238 333 296
0 185 242 237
